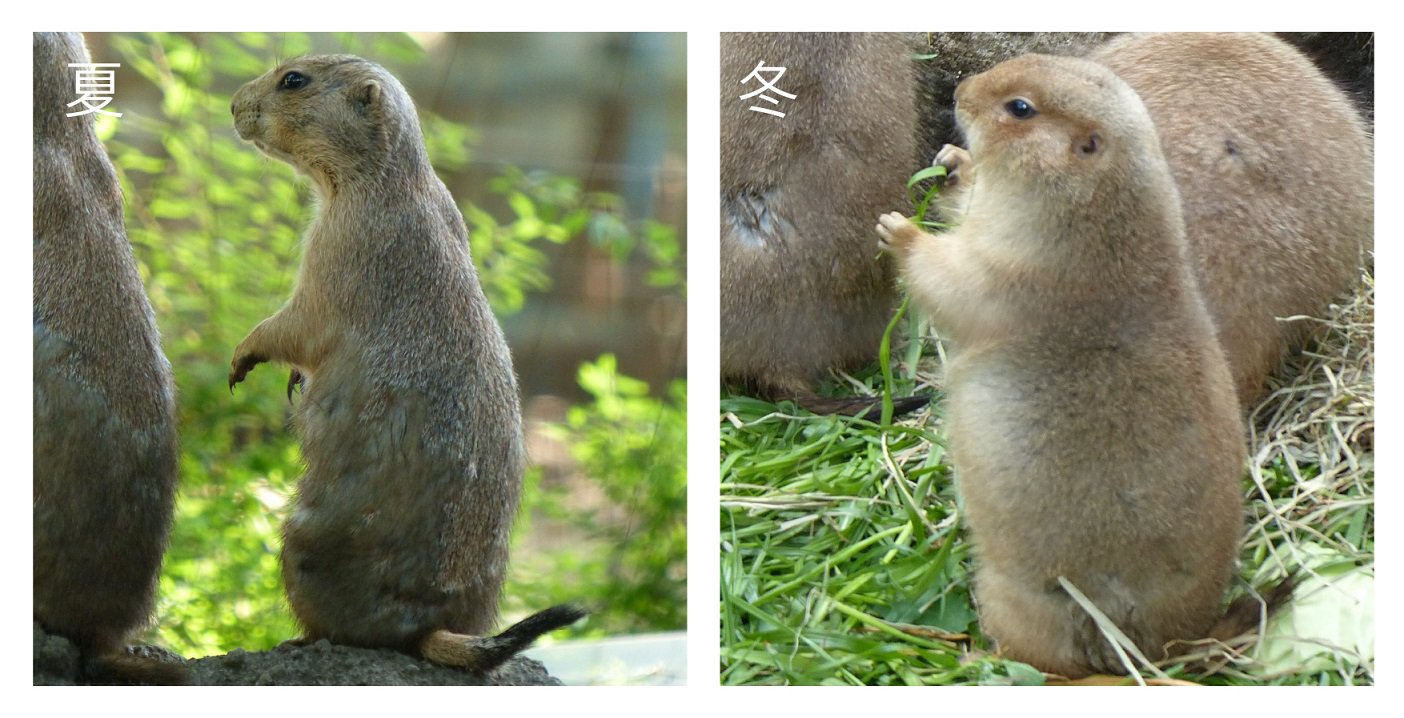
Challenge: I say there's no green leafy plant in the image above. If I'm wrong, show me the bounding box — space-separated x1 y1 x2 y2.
511 356 687 634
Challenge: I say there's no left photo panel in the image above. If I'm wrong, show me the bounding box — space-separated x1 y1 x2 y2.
33 31 686 686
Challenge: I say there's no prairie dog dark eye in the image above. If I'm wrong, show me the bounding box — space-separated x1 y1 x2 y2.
280 71 309 90
1005 98 1036 119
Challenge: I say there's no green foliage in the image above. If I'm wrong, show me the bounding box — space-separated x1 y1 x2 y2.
99 32 683 656
720 358 1004 685
469 168 684 311
465 169 590 313
511 356 688 634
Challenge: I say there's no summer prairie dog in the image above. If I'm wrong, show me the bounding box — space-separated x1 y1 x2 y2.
1090 33 1374 403
721 32 917 398
229 55 581 673
32 32 183 683
877 54 1247 676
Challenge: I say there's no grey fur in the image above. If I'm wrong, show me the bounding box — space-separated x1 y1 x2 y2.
33 31 180 678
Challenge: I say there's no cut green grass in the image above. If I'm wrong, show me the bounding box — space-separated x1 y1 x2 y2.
720 272 1374 686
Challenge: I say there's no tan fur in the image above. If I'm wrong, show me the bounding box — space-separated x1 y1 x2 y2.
1090 33 1374 403
720 32 917 397
32 32 183 683
418 630 497 671
229 55 529 662
878 53 1244 677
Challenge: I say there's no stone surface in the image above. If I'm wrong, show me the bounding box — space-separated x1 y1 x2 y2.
32 623 564 686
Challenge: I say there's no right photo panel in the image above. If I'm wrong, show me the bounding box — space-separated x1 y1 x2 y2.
719 32 1374 686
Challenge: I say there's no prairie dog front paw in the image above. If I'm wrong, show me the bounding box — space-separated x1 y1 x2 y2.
876 211 927 259
228 345 267 390
934 144 975 220
935 144 973 188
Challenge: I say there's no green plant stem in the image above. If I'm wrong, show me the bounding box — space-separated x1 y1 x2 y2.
879 295 911 426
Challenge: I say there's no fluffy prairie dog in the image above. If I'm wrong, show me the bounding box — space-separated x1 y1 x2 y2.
1090 33 1374 403
721 32 917 398
33 32 183 683
229 55 581 673
877 54 1247 677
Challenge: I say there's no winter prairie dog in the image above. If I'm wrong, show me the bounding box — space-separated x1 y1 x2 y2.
1091 32 1374 403
229 55 580 673
877 53 1247 676
33 31 183 684
721 32 917 398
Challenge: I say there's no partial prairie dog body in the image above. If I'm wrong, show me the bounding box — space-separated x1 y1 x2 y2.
915 32 1116 152
1091 32 1374 403
230 55 579 671
721 32 917 398
878 54 1244 676
33 32 182 683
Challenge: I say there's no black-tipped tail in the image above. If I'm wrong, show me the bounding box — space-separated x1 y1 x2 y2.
420 604 587 675
85 651 190 685
1209 573 1299 642
494 604 588 649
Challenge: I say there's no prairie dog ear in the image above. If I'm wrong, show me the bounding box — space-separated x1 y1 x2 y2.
352 78 381 114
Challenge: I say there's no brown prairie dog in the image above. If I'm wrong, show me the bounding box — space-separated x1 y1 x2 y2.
878 53 1245 677
229 55 580 673
1090 33 1373 404
721 32 917 398
33 32 183 683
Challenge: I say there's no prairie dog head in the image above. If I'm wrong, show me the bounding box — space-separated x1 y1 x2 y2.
231 55 424 193
953 54 1162 201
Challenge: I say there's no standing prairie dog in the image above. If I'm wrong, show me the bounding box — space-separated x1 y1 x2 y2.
33 32 183 684
229 55 581 674
877 53 1248 677
721 33 917 398
1090 33 1374 403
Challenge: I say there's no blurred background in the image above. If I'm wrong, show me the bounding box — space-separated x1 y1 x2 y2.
72 32 687 672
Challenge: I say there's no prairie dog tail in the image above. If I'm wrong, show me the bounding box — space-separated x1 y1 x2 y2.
796 394 931 420
1208 574 1299 643
87 651 190 685
419 604 587 674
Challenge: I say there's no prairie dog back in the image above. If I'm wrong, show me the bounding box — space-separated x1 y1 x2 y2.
1091 32 1374 403
721 32 917 397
